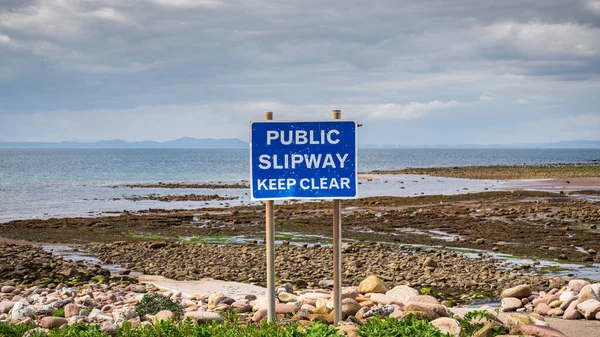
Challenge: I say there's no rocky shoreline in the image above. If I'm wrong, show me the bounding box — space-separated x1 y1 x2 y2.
112 182 250 189
0 240 599 336
84 241 558 302
124 194 239 202
1 189 599 336
2 191 599 263
1 264 598 337
368 163 600 180
500 282 600 321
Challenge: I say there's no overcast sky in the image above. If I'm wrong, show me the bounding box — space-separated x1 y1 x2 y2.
1 0 599 145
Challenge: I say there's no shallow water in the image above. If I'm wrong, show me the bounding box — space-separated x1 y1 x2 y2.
41 245 142 276
183 231 334 248
457 248 600 281
2 148 599 222
0 174 503 223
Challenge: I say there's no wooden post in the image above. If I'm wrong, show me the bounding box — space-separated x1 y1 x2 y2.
264 111 276 322
332 109 342 325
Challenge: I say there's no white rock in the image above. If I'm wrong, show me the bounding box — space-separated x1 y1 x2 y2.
67 316 90 324
31 304 55 315
386 285 420 303
559 291 577 302
368 293 402 305
430 317 461 337
11 301 34 321
297 293 330 306
278 292 299 303
182 300 197 308
576 299 600 320
112 307 137 321
501 297 523 312
579 284 600 302
252 297 280 311
89 308 112 321
184 311 224 323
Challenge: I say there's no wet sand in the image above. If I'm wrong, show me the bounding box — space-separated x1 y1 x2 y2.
369 163 600 180
502 177 600 192
2 190 599 265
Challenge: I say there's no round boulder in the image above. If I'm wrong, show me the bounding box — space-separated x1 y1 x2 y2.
501 285 532 299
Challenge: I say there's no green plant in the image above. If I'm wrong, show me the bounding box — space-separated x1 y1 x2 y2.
90 275 105 283
357 315 451 337
303 322 340 337
490 325 508 336
118 317 338 337
420 288 432 295
47 323 107 337
134 292 184 320
0 322 34 337
458 310 507 337
52 307 65 317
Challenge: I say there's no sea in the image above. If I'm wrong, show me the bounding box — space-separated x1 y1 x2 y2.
1 148 599 223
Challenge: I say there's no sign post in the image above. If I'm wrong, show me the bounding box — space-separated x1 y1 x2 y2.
332 110 342 325
263 111 276 322
250 112 357 325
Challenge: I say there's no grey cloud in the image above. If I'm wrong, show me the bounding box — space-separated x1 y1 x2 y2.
0 0 599 143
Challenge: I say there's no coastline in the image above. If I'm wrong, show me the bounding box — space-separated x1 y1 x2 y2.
368 163 600 180
2 164 600 335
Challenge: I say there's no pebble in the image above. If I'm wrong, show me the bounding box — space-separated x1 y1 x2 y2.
184 311 224 323
386 285 420 303
576 299 600 320
501 284 532 299
430 317 461 337
0 241 596 337
501 297 523 312
40 317 68 329
154 310 175 322
11 301 34 321
362 305 395 318
0 301 15 314
1 286 15 294
357 275 389 294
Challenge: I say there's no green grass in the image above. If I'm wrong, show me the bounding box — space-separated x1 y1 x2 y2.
0 314 466 337
51 307 65 318
90 275 105 283
357 315 451 337
274 219 290 226
0 323 32 337
459 311 507 337
536 265 569 274
420 288 432 295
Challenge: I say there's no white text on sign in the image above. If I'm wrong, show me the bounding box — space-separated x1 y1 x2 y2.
267 130 340 145
250 121 357 200
256 177 351 191
258 153 349 169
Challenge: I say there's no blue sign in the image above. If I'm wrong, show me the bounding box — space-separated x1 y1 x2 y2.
250 121 357 200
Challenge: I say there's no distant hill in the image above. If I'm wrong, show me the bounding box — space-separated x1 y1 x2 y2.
1 138 599 149
360 140 600 149
0 137 248 148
